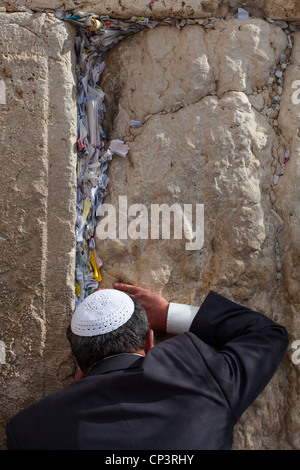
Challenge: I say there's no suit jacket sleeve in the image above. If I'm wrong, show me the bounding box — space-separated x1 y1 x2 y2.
188 291 289 421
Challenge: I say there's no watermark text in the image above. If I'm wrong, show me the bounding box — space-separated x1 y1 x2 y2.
0 80 6 105
96 196 204 251
0 341 6 364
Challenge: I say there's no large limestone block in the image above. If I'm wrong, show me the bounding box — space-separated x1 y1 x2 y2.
4 0 300 20
98 91 281 298
101 20 287 130
274 32 300 448
277 64 300 305
3 0 226 19
276 32 300 310
0 13 77 448
96 20 298 449
265 0 300 21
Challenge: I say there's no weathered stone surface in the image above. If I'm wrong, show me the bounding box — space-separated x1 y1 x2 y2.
229 0 300 20
0 13 77 448
2 0 300 20
100 19 287 128
95 20 299 449
265 0 300 21
2 0 225 18
274 32 300 449
98 20 287 298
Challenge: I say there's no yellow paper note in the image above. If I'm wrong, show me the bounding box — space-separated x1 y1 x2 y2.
82 200 91 224
92 248 103 269
91 251 102 282
75 284 81 298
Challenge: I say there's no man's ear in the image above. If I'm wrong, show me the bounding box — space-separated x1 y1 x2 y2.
73 356 87 381
144 329 154 354
73 367 87 382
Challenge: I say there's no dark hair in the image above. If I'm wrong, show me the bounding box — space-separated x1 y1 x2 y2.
67 297 150 372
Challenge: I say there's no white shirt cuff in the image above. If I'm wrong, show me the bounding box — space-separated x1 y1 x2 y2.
166 302 200 334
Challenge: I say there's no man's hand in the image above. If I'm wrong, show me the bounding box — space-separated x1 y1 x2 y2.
113 283 169 333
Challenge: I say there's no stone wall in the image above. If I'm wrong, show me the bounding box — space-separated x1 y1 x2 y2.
0 1 300 450
0 13 77 448
96 18 300 450
2 0 300 21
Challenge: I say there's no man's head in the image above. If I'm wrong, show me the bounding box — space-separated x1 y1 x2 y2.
67 289 153 375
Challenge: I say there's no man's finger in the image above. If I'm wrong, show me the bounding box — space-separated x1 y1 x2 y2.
113 282 141 294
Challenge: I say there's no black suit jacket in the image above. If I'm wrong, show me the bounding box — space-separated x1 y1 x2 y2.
6 291 289 450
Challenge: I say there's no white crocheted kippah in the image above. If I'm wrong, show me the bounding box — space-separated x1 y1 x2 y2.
71 289 135 336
